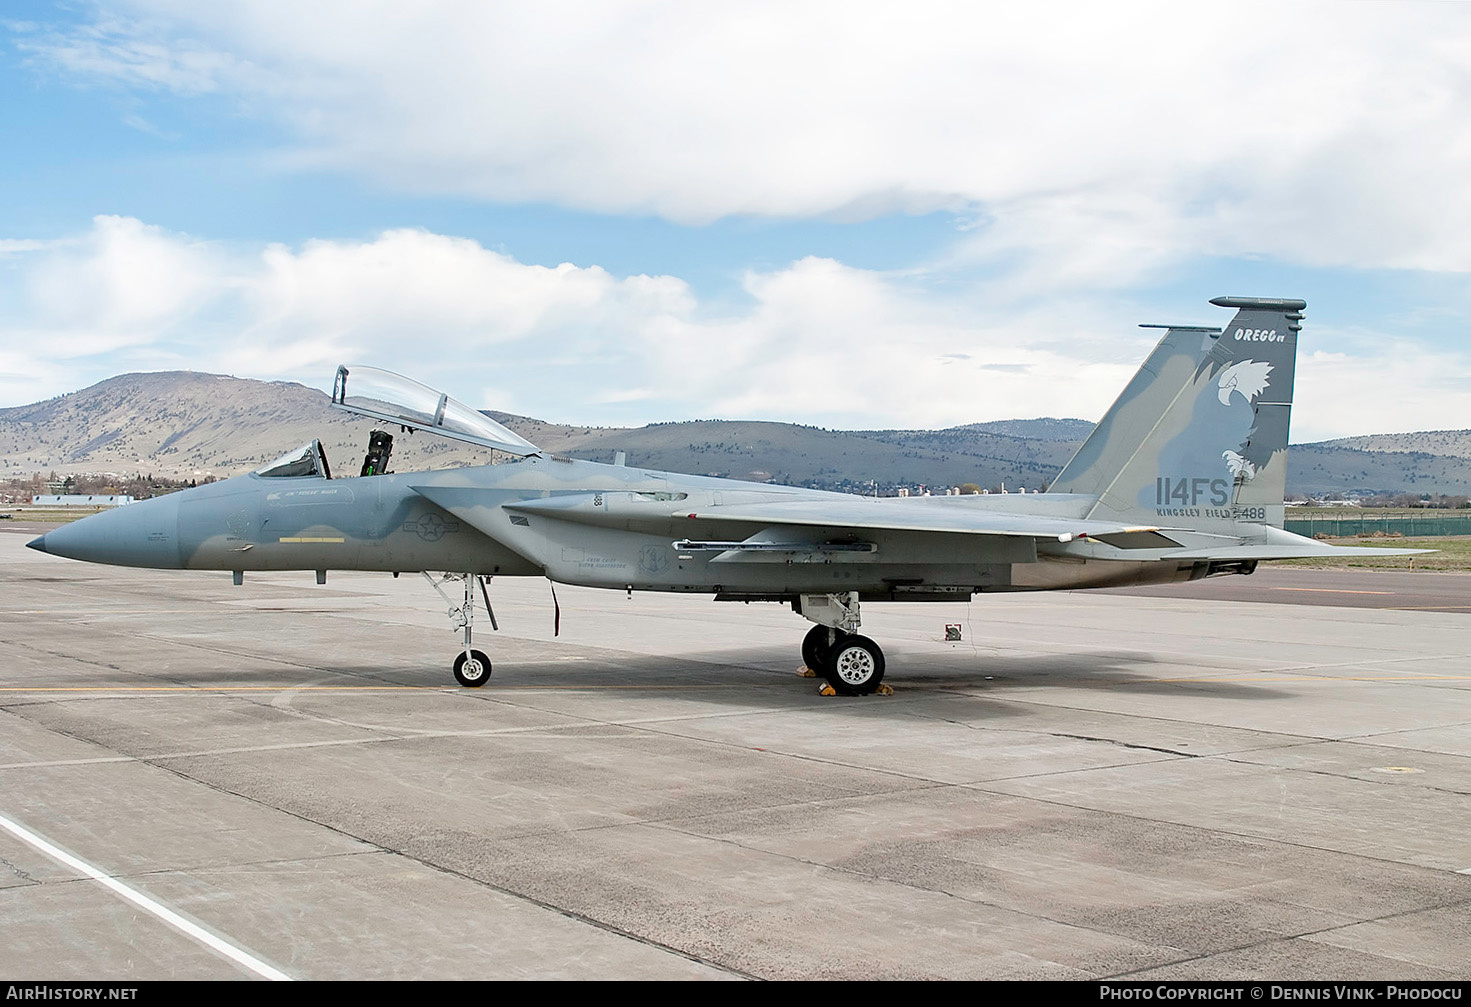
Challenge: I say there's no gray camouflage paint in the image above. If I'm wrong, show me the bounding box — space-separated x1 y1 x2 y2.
1053 297 1305 531
35 297 1345 602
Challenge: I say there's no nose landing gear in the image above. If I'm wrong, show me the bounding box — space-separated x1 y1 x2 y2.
424 572 497 687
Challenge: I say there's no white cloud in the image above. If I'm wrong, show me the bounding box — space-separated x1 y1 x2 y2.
19 1 1471 282
18 215 222 353
1294 345 1471 444
4 216 1468 440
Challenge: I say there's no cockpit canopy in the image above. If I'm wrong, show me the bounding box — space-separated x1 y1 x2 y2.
330 365 540 457
255 439 332 479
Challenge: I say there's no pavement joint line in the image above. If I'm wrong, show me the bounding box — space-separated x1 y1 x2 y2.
0 684 777 693
1099 893 1471 980
382 851 760 980
457 781 951 847
0 722 722 768
443 692 989 791
1270 587 1397 595
1027 729 1203 759
28 847 384 888
1149 675 1471 683
125 632 415 685
0 810 293 981
0 853 38 884
126 626 776 680
1208 752 1471 800
143 726 644 761
581 709 1190 790
956 773 1471 877
886 671 1471 687
0 756 135 770
640 814 1170 960
954 695 1320 748
126 848 384 879
1266 653 1471 672
0 686 446 692
904 709 1224 761
0 705 868 776
1331 723 1471 744
974 696 1471 766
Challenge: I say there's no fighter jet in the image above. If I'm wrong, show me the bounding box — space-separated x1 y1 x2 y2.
26 296 1424 695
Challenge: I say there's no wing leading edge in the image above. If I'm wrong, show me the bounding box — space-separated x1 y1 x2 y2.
662 497 1169 545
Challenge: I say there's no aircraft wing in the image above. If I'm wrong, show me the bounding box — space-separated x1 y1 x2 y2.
417 487 1431 562
664 497 1169 545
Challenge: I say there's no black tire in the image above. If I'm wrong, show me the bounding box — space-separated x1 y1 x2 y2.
823 635 885 696
453 649 493 687
801 624 849 675
801 624 831 673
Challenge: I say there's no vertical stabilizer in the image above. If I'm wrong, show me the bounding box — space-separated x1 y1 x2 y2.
1050 296 1306 530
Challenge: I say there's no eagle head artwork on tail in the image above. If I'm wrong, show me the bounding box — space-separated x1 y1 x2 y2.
1216 360 1273 407
1217 359 1275 481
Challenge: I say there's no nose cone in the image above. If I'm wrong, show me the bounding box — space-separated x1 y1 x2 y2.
35 495 184 569
26 536 46 552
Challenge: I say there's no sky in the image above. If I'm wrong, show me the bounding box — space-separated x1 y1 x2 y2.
1 1 1469 442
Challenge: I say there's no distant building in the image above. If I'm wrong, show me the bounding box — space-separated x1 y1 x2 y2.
30 495 134 507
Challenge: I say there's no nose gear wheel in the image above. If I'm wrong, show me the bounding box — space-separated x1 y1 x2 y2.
454 649 492 687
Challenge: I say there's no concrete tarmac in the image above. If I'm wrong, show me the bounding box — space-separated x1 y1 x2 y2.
1105 566 1471 614
1 525 1469 980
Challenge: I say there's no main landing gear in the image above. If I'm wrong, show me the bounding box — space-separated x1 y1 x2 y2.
424 572 497 687
796 592 886 696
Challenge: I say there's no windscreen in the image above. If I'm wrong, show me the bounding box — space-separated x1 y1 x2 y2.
331 365 540 456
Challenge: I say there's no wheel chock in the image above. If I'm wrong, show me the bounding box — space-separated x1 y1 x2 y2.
798 665 818 678
817 682 891 697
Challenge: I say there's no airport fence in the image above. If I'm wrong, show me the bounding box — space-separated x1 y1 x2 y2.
1284 513 1471 538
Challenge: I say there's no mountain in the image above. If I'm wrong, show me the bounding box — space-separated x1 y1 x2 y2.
1311 430 1471 458
0 371 1088 491
504 418 1080 491
0 372 506 479
1283 430 1471 496
2 371 1468 497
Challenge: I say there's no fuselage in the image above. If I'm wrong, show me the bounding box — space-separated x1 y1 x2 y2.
33 455 1211 598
